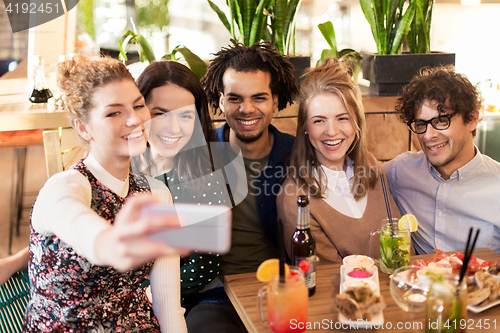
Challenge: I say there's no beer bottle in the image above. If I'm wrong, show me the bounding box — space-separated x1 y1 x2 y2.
292 195 316 296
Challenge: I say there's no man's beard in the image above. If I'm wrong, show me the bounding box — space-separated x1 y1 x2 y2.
235 129 265 143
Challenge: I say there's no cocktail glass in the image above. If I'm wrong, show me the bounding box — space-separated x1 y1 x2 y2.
369 218 411 274
425 274 467 333
390 266 431 313
257 267 308 333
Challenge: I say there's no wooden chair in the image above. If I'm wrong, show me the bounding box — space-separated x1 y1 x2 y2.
43 127 85 178
0 130 44 255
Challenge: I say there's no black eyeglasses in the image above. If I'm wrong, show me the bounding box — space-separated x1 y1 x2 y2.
407 112 458 134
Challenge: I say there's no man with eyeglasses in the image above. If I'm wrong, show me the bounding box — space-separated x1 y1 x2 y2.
383 65 500 255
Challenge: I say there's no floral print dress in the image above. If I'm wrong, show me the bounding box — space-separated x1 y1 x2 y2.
24 161 160 333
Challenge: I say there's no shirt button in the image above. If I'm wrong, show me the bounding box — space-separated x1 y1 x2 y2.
442 183 447 188
437 239 442 245
438 211 443 216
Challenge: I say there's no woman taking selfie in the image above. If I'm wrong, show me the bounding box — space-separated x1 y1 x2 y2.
23 55 187 332
277 58 400 264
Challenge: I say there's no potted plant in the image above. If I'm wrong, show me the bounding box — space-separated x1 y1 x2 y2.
207 0 272 47
268 0 309 86
360 0 455 96
119 19 207 80
317 21 362 82
207 0 309 85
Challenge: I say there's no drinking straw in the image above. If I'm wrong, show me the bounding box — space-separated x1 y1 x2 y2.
459 228 473 280
458 228 480 286
380 174 395 237
380 174 392 222
278 219 286 285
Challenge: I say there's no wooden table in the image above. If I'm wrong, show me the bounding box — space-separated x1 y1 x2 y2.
224 248 500 332
0 77 71 132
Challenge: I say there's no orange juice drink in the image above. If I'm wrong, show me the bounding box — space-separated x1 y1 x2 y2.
258 268 308 333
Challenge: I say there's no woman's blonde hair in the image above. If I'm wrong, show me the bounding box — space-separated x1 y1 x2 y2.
57 55 134 146
290 57 377 200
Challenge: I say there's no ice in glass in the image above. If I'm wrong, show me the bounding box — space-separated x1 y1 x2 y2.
425 274 467 333
370 218 411 274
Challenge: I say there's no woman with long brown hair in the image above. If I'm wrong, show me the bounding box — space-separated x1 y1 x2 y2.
132 60 229 320
277 58 400 264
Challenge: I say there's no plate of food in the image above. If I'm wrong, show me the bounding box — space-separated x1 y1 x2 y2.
467 271 500 313
412 250 492 276
336 260 385 328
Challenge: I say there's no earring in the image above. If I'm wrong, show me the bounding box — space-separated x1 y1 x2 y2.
304 131 308 135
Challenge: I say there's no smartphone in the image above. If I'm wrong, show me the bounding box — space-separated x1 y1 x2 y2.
143 203 232 254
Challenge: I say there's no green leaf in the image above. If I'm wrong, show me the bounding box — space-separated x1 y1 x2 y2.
208 0 232 35
316 49 337 66
118 33 135 63
318 21 337 53
242 0 251 44
282 0 301 55
161 53 178 61
361 0 430 55
172 45 208 80
273 0 285 54
118 29 156 63
360 0 381 54
135 34 156 62
372 0 385 53
233 0 245 43
249 0 270 45
390 0 416 54
339 48 361 61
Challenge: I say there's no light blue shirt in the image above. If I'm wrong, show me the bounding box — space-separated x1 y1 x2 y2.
383 149 500 254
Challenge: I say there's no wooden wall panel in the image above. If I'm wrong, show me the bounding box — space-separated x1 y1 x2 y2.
365 113 410 161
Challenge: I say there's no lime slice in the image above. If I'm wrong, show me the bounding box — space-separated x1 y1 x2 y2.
399 214 418 232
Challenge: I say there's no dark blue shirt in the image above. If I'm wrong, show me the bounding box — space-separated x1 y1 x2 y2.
214 123 295 247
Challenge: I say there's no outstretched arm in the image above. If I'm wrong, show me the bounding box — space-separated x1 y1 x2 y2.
95 194 188 271
0 247 29 286
32 171 188 272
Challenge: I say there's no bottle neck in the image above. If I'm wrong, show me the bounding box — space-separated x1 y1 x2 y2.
296 205 310 229
33 61 49 90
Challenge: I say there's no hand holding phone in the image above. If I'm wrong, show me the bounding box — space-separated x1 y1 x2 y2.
143 203 232 254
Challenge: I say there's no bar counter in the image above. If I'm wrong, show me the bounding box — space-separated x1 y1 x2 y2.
0 78 71 132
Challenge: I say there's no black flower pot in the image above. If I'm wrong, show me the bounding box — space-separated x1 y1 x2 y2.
288 56 311 88
362 52 456 96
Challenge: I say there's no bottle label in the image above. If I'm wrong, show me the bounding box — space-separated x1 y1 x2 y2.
294 256 316 289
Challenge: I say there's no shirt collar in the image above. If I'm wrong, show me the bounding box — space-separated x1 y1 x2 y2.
83 153 130 197
320 156 354 188
455 145 483 179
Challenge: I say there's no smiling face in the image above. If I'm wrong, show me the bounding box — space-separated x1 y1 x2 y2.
415 99 478 179
147 83 196 168
219 68 278 145
76 79 150 172
305 93 357 170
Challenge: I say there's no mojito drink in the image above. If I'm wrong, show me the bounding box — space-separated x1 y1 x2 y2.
379 220 411 274
425 275 467 333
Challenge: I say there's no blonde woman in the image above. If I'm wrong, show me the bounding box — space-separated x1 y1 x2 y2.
277 58 400 264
